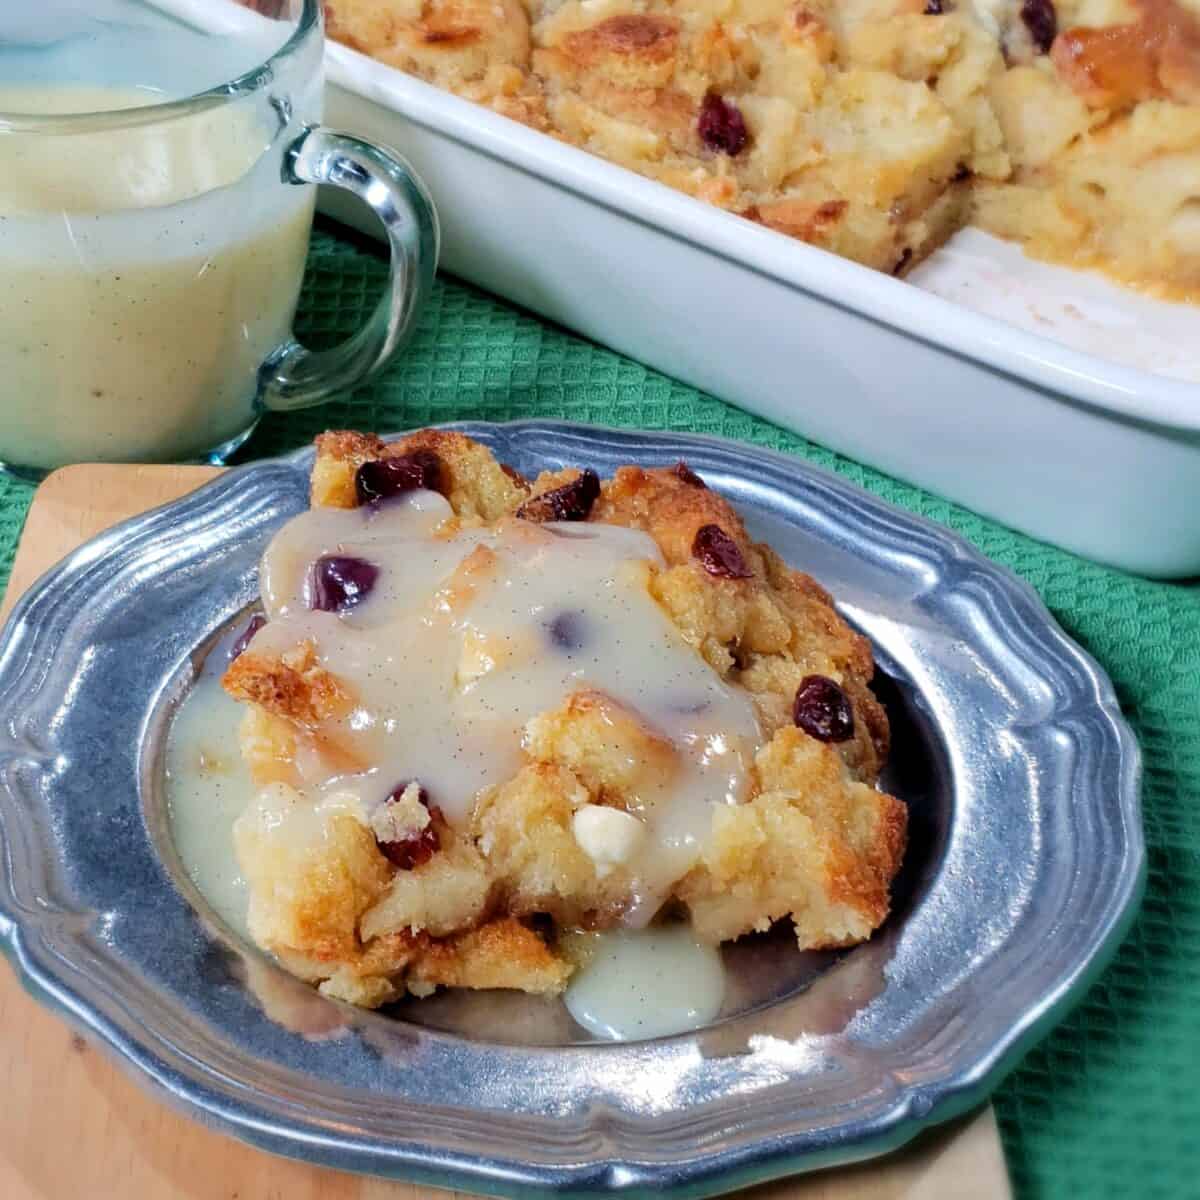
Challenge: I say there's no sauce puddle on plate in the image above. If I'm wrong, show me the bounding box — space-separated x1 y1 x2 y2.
564 926 726 1040
165 627 255 942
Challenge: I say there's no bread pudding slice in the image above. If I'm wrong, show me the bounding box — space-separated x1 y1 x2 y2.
222 430 905 1008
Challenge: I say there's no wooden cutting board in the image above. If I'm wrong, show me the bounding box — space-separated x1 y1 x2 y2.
0 464 1011 1200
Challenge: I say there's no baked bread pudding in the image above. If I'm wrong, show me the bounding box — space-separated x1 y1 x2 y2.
221 430 906 1008
323 0 1200 297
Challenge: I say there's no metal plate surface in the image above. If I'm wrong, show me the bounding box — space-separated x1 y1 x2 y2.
0 422 1143 1195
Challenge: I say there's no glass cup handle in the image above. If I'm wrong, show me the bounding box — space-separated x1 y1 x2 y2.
259 127 439 412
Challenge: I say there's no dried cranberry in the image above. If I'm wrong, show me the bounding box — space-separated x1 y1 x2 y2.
516 469 600 522
698 93 748 157
692 524 752 579
951 162 971 182
308 555 379 613
355 449 444 505
547 610 588 651
924 0 944 12
379 828 438 870
1020 0 1056 53
793 675 855 743
376 783 441 870
892 248 913 276
228 613 265 661
673 461 707 488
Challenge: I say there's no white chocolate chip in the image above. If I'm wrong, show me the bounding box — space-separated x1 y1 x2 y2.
572 805 645 878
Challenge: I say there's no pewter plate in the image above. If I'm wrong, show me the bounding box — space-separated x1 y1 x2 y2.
0 422 1142 1195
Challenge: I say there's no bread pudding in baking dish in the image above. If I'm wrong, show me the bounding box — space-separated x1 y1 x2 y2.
221 430 906 1007
323 0 1200 297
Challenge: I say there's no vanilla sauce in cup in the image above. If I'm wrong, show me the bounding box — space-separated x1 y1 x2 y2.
0 2 315 469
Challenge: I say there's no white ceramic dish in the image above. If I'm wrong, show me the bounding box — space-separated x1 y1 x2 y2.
192 0 1200 576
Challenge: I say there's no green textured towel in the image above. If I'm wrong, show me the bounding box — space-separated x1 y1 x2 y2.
3 223 1195 1198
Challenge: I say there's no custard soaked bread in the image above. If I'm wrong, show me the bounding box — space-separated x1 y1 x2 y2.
325 0 1200 296
222 430 906 1007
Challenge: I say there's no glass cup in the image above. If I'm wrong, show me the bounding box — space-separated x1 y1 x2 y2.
0 0 437 479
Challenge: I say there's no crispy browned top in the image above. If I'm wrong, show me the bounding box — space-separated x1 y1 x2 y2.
566 13 679 59
1053 0 1200 109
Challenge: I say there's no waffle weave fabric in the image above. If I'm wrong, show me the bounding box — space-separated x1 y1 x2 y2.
1 223 1194 1198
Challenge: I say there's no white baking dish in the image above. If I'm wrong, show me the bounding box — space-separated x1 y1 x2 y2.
189 1 1200 575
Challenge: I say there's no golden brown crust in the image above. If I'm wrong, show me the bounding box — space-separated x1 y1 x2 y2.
312 427 530 519
825 791 907 928
566 14 679 60
680 727 907 947
1052 0 1200 112
327 0 532 91
311 430 388 508
318 919 572 1005
223 641 353 727
410 917 573 993
593 464 756 569
742 198 850 242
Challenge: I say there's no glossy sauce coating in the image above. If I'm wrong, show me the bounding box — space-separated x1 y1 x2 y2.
250 490 762 906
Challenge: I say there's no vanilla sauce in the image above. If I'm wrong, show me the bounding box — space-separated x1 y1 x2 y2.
564 927 726 1040
165 628 255 942
0 3 315 468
